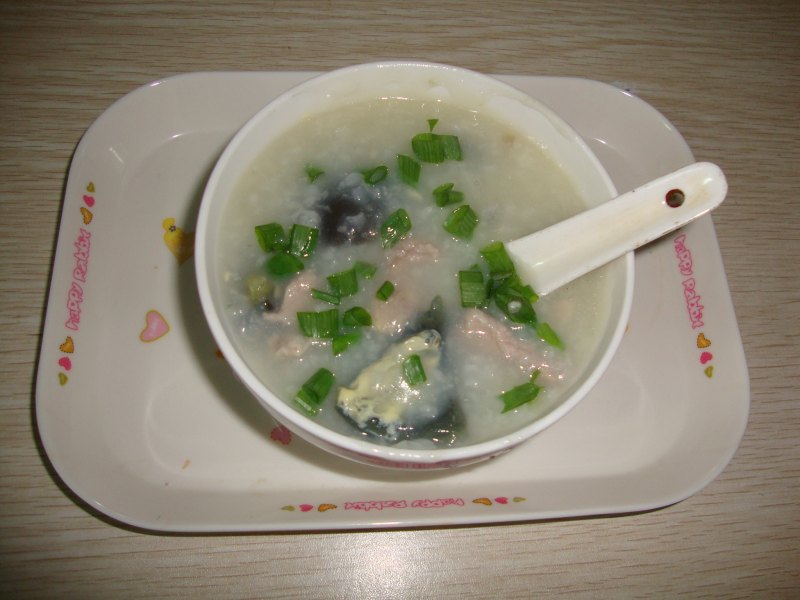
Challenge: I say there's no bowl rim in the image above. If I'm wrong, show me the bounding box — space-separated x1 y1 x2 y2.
195 60 635 467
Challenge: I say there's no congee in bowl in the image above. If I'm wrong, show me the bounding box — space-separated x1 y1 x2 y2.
196 62 633 469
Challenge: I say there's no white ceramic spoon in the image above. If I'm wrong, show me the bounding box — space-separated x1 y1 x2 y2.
506 161 728 296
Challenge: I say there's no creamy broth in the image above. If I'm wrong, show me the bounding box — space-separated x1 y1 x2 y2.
216 98 611 448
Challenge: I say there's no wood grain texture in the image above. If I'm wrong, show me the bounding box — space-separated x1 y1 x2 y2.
1 1 798 598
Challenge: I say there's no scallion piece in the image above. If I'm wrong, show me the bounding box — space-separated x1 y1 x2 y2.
380 208 412 248
443 204 479 240
412 132 446 163
477 241 546 332
305 164 325 183
493 277 537 325
343 306 372 327
376 280 394 301
412 119 462 163
520 283 539 304
266 252 304 277
432 182 464 207
536 322 564 349
288 224 319 258
459 269 486 307
332 331 361 356
311 288 340 305
354 261 377 280
327 268 359 298
293 368 335 416
296 308 339 338
439 134 463 161
255 223 287 253
499 378 542 413
361 165 389 185
402 354 427 386
480 241 516 277
397 154 421 186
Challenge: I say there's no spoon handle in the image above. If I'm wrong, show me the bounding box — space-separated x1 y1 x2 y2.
506 162 727 296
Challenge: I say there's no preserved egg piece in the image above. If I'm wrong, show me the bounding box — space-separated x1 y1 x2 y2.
416 296 446 333
315 178 384 245
355 399 463 445
336 330 459 443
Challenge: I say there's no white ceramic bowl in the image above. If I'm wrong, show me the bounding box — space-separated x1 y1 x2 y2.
196 61 634 469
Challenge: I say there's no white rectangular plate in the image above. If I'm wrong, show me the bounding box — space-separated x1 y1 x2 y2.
36 72 749 532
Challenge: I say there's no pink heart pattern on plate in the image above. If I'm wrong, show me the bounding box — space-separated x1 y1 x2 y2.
140 310 170 342
270 425 292 445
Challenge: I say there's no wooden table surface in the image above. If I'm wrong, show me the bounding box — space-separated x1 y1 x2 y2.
1 1 798 597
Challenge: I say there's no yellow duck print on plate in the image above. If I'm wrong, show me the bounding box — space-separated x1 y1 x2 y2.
162 217 194 265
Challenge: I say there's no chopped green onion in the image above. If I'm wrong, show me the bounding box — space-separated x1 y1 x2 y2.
418 295 445 331
266 252 304 277
297 308 339 338
293 368 335 416
305 164 325 183
354 261 377 280
499 378 542 413
402 354 427 386
480 241 516 277
439 135 463 161
332 331 361 356
343 306 372 327
412 132 446 163
520 283 539 304
376 280 395 301
432 182 464 207
288 224 319 258
443 204 479 240
458 269 486 307
311 288 340 305
536 322 564 349
477 241 546 332
493 276 538 325
380 208 412 248
254 223 287 253
361 165 389 185
411 120 462 163
327 268 359 298
397 154 421 186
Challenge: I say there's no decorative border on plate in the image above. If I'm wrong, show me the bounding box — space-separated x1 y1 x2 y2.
55 181 97 387
672 232 716 379
280 495 527 513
